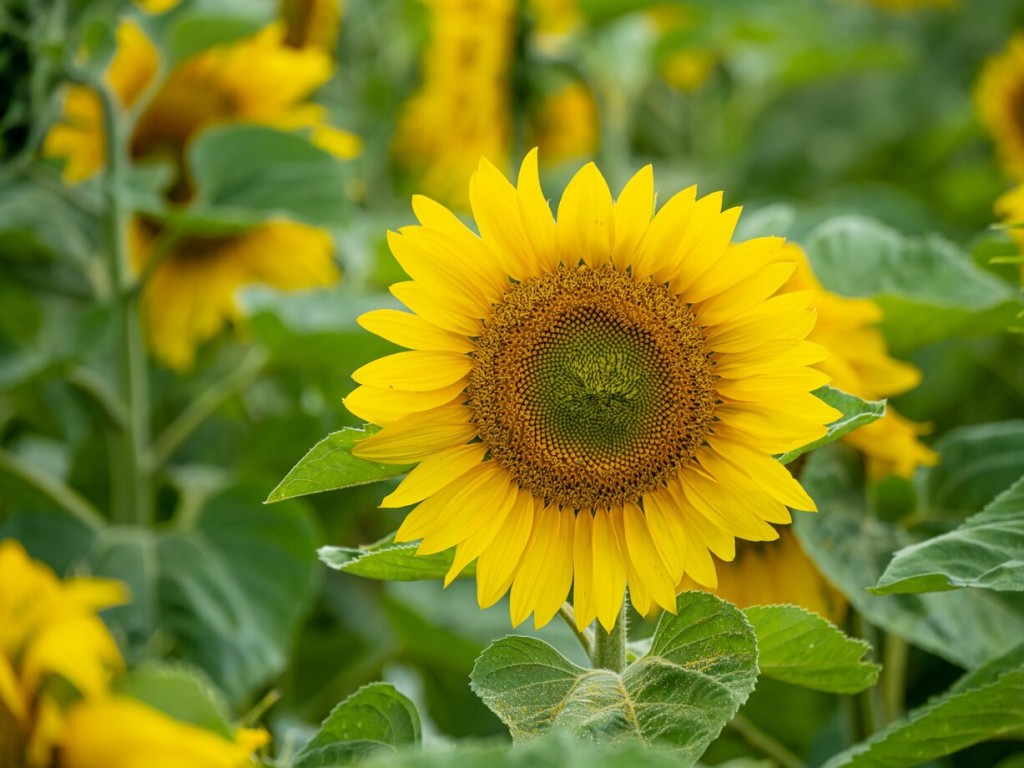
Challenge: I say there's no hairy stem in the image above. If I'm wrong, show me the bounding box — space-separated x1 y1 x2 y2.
557 603 595 661
592 598 627 673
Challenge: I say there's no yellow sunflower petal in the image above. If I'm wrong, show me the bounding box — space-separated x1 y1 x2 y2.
555 162 615 267
390 282 482 335
343 381 466 426
611 165 655 271
516 149 558 271
572 511 596 630
509 505 574 628
352 404 475 463
476 492 536 609
352 350 471 391
591 508 628 632
630 184 698 281
702 438 818 512
357 309 475 353
382 443 488 508
470 157 540 279
445 474 518 586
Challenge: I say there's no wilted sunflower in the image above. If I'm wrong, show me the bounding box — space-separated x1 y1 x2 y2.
776 244 937 479
345 152 840 631
977 34 1024 180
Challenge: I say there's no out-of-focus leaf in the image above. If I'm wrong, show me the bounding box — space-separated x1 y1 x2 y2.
267 427 410 503
802 216 1021 353
795 446 1024 669
0 509 97 574
187 125 350 229
922 421 1024 519
777 386 885 465
319 537 471 581
873 475 1024 595
117 662 235 739
292 683 421 768
821 644 1024 768
89 487 319 704
358 731 692 768
744 605 879 693
164 13 266 65
470 592 757 764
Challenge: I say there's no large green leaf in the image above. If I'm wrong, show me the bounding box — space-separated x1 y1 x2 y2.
821 643 1024 768
795 446 1024 669
117 663 235 739
920 421 1024 520
185 125 350 229
802 216 1021 353
319 536 471 581
470 592 757 765
744 605 879 693
88 487 320 704
777 386 885 465
267 427 411 503
873 474 1024 595
292 683 421 768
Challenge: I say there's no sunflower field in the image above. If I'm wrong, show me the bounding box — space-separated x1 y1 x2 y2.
2 0 1024 766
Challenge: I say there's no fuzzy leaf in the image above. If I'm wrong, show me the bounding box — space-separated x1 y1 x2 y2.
777 386 885 465
821 644 1024 768
267 427 411 503
319 537 472 581
744 605 879 693
470 592 757 765
293 683 421 768
873 474 1024 595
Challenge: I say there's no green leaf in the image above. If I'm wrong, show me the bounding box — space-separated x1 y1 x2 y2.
358 731 694 768
117 662 235 740
89 487 320 704
292 683 421 768
802 216 1021 353
921 421 1024 519
470 592 757 764
744 605 879 693
187 125 351 229
319 537 472 581
795 446 1024 669
821 643 1024 768
872 474 1024 595
777 386 885 465
267 427 411 503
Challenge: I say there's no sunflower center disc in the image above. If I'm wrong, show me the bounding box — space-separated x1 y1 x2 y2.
468 264 719 510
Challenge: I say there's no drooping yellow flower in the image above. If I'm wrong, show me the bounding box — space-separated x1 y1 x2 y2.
130 218 339 371
393 0 516 208
777 244 937 479
689 529 847 623
61 695 268 768
280 0 342 51
530 81 599 167
345 152 840 631
42 20 159 183
977 34 1024 180
44 21 360 186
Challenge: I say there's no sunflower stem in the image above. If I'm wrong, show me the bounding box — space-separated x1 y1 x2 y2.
0 447 105 531
727 713 806 768
882 633 908 724
592 597 627 673
97 74 152 527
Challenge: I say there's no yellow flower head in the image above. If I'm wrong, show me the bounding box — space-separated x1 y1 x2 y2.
977 34 1024 180
44 20 360 185
0 539 126 766
393 0 516 208
61 695 268 768
776 244 938 479
346 152 841 631
688 529 847 623
131 218 339 371
530 81 599 167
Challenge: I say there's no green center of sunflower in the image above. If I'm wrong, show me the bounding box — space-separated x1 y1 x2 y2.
468 264 718 510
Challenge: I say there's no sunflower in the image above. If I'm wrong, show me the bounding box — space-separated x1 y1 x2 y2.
345 152 840 631
0 539 267 768
280 0 342 51
776 244 937 479
130 218 338 371
393 0 516 208
689 529 847 623
977 34 1024 180
44 20 360 187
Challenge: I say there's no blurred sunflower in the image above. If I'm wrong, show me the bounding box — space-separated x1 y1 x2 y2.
279 0 342 50
648 4 717 93
130 219 338 371
345 152 840 631
0 539 268 768
977 34 1024 180
393 0 516 208
44 19 360 187
530 80 599 167
45 19 354 370
778 244 937 479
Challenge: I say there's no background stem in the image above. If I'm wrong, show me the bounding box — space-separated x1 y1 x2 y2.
592 599 627 672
